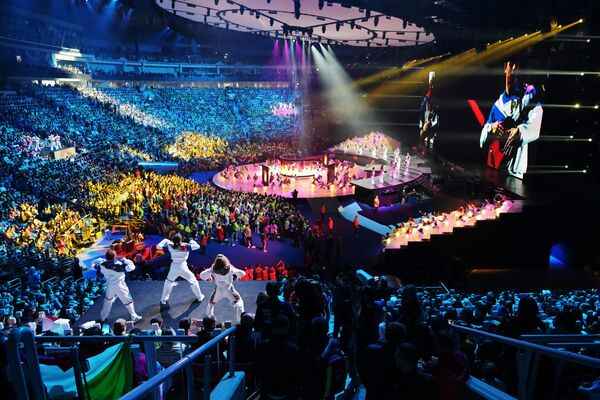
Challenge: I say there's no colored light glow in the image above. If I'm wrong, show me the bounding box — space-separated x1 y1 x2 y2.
467 99 485 127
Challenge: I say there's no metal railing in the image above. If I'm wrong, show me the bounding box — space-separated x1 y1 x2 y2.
120 327 236 400
5 326 236 400
450 323 600 400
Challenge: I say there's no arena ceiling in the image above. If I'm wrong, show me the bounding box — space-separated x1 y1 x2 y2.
155 0 435 47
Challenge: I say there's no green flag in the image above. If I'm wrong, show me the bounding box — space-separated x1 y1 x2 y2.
41 343 133 400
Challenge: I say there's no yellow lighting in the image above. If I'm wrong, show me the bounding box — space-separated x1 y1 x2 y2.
595 105 599 109
575 104 580 108
579 19 584 23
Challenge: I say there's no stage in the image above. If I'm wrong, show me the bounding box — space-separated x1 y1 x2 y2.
212 161 361 199
76 281 268 330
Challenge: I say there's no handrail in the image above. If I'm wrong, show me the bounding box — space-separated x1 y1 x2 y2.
6 327 46 400
450 323 600 369
119 326 236 400
521 334 600 343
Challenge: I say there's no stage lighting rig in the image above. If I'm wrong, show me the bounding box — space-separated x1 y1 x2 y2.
294 0 301 20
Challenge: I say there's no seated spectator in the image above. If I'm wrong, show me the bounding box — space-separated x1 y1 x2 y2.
113 318 127 336
426 330 469 400
390 343 437 400
156 326 185 368
359 322 407 400
255 315 301 399
234 313 257 364
254 282 297 340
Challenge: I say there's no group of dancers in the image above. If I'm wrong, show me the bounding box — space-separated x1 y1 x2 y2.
93 233 246 326
22 134 62 154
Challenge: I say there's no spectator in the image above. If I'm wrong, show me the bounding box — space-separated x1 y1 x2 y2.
255 315 301 399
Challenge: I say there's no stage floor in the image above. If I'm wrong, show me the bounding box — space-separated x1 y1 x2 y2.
212 163 361 199
76 281 267 330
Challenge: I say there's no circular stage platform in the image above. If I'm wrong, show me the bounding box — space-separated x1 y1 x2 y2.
212 162 359 199
212 153 430 199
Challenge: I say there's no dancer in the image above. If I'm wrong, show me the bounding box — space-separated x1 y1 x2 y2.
92 250 142 323
200 254 246 324
157 233 204 306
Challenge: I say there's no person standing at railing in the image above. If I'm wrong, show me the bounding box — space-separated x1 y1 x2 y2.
92 249 142 323
199 254 246 324
157 233 204 306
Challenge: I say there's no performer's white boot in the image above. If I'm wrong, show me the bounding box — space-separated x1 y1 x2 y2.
100 297 116 321
190 281 205 302
161 280 176 304
233 299 245 325
206 301 215 319
124 302 142 323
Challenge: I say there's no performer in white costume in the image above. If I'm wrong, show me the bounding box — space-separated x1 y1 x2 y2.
92 249 142 323
479 62 542 179
199 254 246 324
157 233 204 305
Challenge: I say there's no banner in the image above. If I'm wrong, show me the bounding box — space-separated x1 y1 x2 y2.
40 343 132 400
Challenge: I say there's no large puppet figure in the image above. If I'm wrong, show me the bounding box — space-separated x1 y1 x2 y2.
419 71 439 147
479 62 543 179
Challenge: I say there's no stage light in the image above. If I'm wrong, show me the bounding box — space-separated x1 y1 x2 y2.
583 170 587 173
580 72 584 76
574 104 580 108
579 19 583 22
565 165 569 168
595 105 599 109
587 39 591 42
589 138 593 142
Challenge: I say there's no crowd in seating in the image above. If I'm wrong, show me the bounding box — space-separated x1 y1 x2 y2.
0 13 81 49
84 171 308 247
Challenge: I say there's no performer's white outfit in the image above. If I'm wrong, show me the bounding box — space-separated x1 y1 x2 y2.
92 257 142 322
199 265 246 324
157 238 204 304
